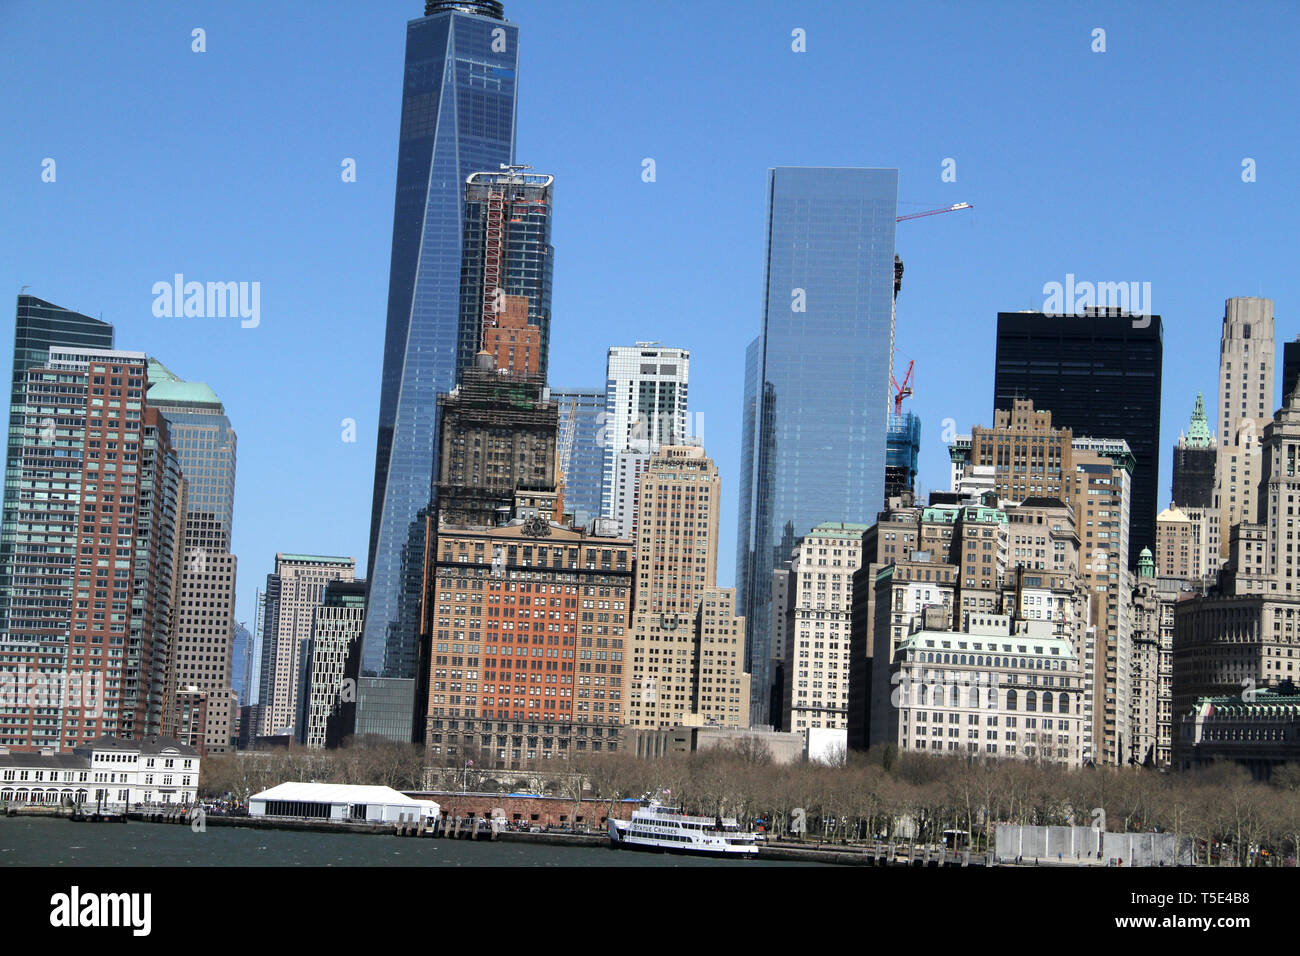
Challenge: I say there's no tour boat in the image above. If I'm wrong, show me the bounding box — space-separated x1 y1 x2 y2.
608 798 759 857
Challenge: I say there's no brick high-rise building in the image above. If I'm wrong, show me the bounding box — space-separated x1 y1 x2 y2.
1155 502 1218 583
0 347 183 751
422 513 633 767
1070 438 1135 765
949 399 1074 504
1 296 114 636
481 295 541 376
624 445 749 730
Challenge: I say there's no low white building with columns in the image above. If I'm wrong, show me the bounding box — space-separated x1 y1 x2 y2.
0 735 200 808
875 614 1087 765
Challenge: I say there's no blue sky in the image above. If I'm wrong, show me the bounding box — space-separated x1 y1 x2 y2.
2 0 1298 636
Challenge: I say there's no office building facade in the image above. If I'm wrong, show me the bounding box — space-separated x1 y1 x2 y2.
1215 297 1275 559
434 359 558 527
258 554 356 738
601 344 690 522
299 579 367 749
737 167 899 724
775 523 866 733
1 296 114 635
146 361 239 754
993 309 1163 569
875 614 1086 765
423 517 634 766
624 446 749 730
550 387 606 528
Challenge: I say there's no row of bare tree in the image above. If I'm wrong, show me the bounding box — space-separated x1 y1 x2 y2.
198 739 1300 865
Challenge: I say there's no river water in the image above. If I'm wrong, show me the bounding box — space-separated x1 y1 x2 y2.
1 817 821 867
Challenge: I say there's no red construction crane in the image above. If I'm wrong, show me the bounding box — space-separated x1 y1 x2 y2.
896 202 973 223
888 203 973 417
891 359 914 416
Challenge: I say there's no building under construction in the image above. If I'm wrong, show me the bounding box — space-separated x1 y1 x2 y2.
885 411 921 501
457 168 555 381
434 355 559 528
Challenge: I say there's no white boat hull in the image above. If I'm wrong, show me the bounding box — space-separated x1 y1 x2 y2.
608 812 759 857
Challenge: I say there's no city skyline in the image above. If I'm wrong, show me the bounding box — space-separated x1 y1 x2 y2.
4 0 1299 668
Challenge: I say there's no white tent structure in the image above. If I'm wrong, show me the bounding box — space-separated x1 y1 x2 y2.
249 782 440 824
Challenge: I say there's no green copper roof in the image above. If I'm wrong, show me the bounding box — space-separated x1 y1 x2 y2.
809 522 872 537
277 553 355 565
1184 392 1213 448
1137 547 1155 578
146 357 222 407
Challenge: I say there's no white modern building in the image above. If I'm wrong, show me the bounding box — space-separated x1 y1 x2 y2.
0 736 200 807
601 344 690 522
609 438 653 539
249 781 440 824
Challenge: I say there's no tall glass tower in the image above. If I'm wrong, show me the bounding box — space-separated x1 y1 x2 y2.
0 295 114 634
735 168 898 725
147 359 240 753
360 1 519 740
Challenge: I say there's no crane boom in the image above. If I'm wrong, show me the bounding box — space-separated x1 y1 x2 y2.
896 202 973 223
891 359 915 416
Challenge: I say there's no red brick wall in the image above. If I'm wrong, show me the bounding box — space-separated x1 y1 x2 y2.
414 791 637 828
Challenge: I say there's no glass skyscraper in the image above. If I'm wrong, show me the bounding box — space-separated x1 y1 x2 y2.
550 387 607 528
147 360 240 753
360 0 519 740
0 295 114 634
735 167 899 724
146 360 236 543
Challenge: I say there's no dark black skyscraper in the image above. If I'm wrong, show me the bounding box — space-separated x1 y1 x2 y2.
1283 337 1300 406
994 310 1163 566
